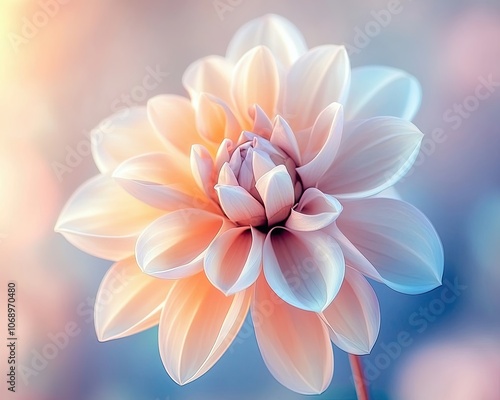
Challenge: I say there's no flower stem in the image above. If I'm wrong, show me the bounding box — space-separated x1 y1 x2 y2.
349 354 370 400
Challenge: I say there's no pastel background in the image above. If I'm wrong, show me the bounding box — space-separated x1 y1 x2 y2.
1 1 499 399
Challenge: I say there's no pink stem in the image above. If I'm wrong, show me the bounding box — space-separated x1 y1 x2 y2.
349 354 370 400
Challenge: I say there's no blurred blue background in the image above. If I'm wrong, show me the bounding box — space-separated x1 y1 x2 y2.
1 1 499 399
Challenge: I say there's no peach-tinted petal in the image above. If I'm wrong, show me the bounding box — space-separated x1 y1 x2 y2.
136 209 232 279
226 14 307 68
182 55 233 103
318 117 423 199
270 116 301 164
147 95 205 157
263 228 345 312
283 45 350 131
91 107 167 174
194 93 241 144
296 102 343 188
249 104 273 140
55 175 162 260
95 257 175 341
232 46 280 126
321 268 380 355
113 152 207 211
159 273 252 384
252 276 333 394
255 165 295 226
286 188 342 231
205 226 264 295
190 145 216 200
346 66 422 121
337 198 444 294
215 184 266 226
215 139 234 172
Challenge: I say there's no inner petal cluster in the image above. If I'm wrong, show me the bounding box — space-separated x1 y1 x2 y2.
214 122 303 230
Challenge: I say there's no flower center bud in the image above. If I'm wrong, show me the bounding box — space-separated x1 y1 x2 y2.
215 132 303 228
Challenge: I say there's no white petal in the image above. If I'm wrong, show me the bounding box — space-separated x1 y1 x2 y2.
91 107 167 174
194 93 241 144
324 223 382 282
136 209 232 279
296 102 343 188
113 152 207 211
283 45 350 131
191 145 216 199
337 198 444 294
147 95 206 158
55 175 162 260
321 268 380 355
159 273 251 384
318 117 423 199
231 46 280 126
286 188 342 231
182 56 233 104
263 228 345 312
346 66 422 121
270 116 301 165
226 14 307 68
215 184 266 226
252 276 333 394
255 165 295 226
95 257 175 341
205 227 264 295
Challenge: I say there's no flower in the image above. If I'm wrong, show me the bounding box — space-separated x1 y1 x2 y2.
56 14 444 394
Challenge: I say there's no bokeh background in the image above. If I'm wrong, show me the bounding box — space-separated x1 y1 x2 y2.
1 0 500 399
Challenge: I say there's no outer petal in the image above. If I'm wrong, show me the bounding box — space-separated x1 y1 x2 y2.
252 276 333 394
194 94 241 144
205 227 264 295
295 103 343 188
55 175 162 260
159 273 252 384
337 198 444 294
147 95 206 158
321 268 380 355
263 228 345 312
182 56 233 103
286 188 342 232
226 14 307 68
190 145 216 200
255 165 295 226
232 46 280 126
113 152 208 211
215 184 266 226
95 257 175 341
136 209 232 279
91 107 167 174
283 45 350 131
318 117 423 199
346 66 422 121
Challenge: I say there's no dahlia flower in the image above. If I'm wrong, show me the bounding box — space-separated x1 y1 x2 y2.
56 14 443 394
